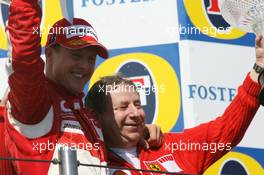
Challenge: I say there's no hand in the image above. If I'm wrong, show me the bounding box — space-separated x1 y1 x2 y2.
250 35 264 82
139 124 163 150
255 35 264 67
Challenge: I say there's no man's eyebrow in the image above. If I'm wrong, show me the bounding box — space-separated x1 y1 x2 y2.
118 101 129 105
133 99 141 105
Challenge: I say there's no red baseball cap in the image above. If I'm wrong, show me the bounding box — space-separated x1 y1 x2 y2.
45 18 108 59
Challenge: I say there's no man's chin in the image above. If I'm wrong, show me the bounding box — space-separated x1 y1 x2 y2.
123 134 142 144
66 79 87 93
66 84 85 95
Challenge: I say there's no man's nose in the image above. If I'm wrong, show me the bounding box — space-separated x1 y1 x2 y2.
128 104 140 117
80 58 95 70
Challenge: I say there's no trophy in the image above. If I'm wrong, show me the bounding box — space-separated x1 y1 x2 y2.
221 0 264 36
221 0 264 105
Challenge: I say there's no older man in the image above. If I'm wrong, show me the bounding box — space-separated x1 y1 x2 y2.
86 36 264 174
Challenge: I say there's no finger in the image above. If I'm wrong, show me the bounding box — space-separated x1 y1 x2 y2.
158 127 164 146
256 35 263 48
156 126 162 146
143 125 150 140
145 125 153 142
147 126 162 147
158 128 164 146
155 127 160 146
256 48 264 58
139 138 149 150
148 126 158 144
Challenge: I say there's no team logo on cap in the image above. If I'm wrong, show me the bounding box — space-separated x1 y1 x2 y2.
67 39 90 46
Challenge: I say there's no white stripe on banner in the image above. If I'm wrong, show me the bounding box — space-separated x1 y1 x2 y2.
60 0 74 24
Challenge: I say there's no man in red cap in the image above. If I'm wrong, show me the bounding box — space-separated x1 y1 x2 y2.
3 0 107 174
1 0 161 175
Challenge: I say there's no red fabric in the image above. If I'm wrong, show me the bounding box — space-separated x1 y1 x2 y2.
4 0 106 174
45 18 108 59
0 106 15 175
108 74 261 175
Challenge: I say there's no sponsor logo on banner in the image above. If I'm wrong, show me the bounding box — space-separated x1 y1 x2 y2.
179 0 255 46
188 84 237 102
81 0 154 7
117 62 157 124
205 0 230 30
204 151 264 175
206 0 221 15
129 75 151 106
89 45 183 132
221 160 248 174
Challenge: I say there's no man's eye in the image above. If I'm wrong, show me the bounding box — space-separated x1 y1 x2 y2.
135 105 142 109
135 102 142 109
119 106 128 110
114 106 127 111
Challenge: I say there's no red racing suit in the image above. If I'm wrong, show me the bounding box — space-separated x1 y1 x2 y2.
0 104 15 175
107 74 261 175
2 0 106 174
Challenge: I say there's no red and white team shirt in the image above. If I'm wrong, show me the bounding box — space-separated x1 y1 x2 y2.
107 74 261 175
2 0 107 174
